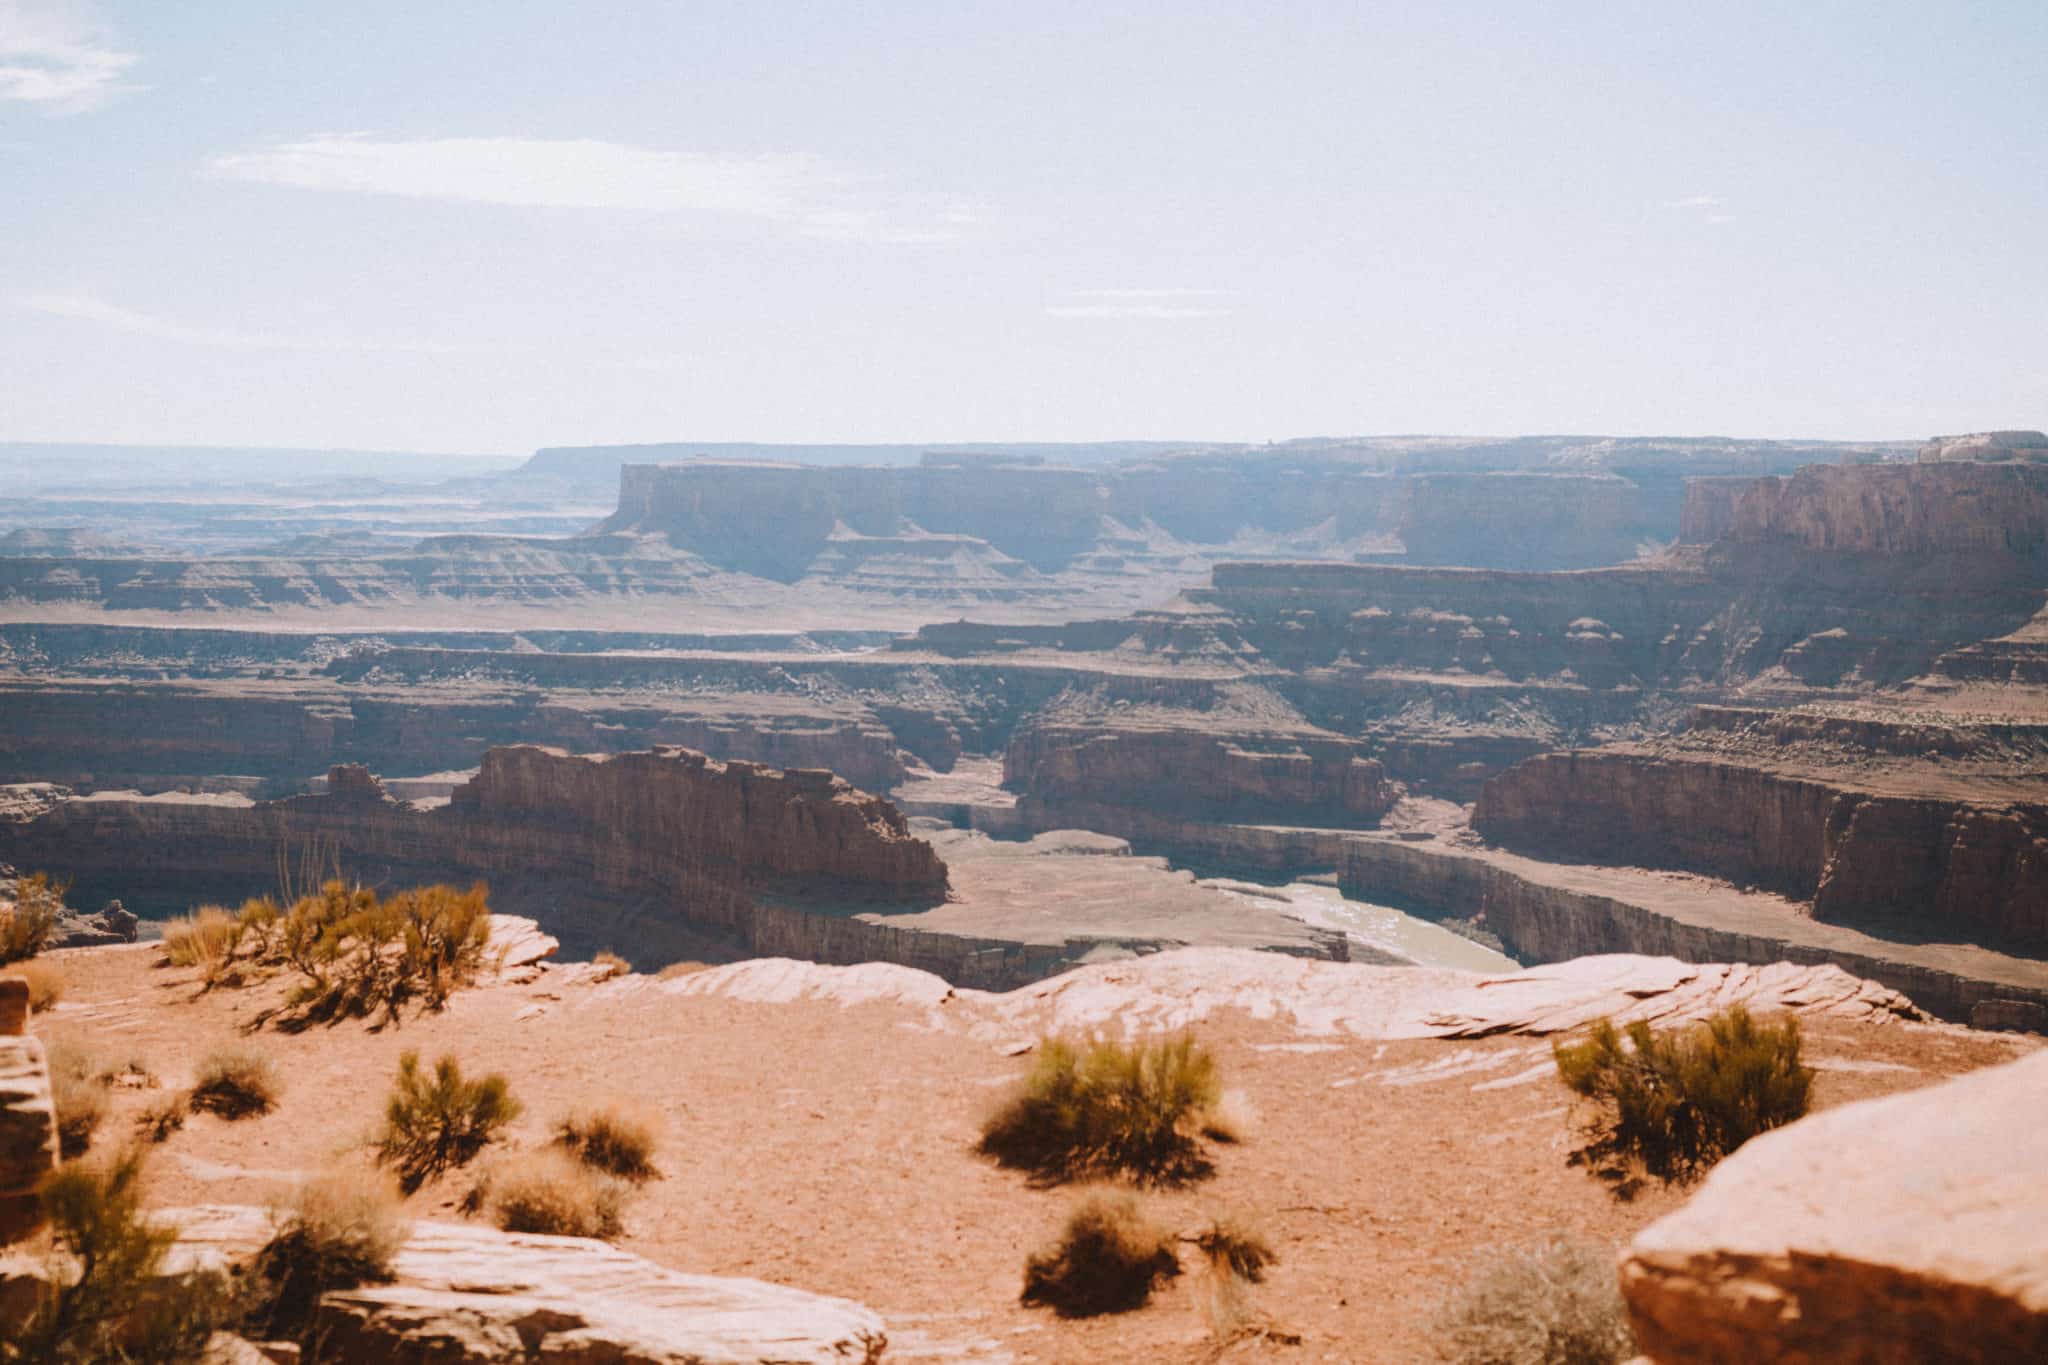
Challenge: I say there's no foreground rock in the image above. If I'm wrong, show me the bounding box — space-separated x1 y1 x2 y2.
0 978 55 1243
1620 1048 2048 1363
166 1206 888 1364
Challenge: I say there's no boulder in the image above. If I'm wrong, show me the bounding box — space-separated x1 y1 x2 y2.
0 978 56 1244
166 1207 887 1364
1620 1048 2048 1363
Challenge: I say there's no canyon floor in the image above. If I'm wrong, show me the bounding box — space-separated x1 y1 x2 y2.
31 939 2034 1364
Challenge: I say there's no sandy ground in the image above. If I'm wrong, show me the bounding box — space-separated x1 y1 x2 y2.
27 943 2036 1364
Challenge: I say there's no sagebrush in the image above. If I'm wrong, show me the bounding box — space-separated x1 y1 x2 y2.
191 1044 281 1119
979 1033 1226 1185
1020 1191 1181 1317
1434 1236 1635 1365
0 871 65 965
5 958 64 1011
247 1165 409 1339
1554 1005 1813 1186
553 1102 660 1181
45 1040 108 1159
485 1149 626 1239
375 1050 521 1191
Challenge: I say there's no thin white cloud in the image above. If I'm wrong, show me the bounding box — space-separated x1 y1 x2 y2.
17 289 498 355
1046 287 1231 320
0 0 138 113
205 134 979 244
1665 194 1724 209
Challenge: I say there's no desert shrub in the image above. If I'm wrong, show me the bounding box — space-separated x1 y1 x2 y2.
7 1147 226 1364
1193 1215 1280 1338
162 905 241 984
1434 1236 1635 1365
0 871 65 965
590 948 630 981
190 1044 281 1119
5 958 64 1011
374 1050 521 1191
46 1040 109 1159
246 1165 408 1337
234 895 282 958
1554 1006 1813 1186
1199 1088 1257 1144
134 1092 189 1144
979 1032 1221 1185
278 880 492 1024
1020 1191 1181 1317
485 1149 626 1239
553 1101 660 1181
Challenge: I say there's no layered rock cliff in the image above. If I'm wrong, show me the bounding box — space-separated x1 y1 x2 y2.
1004 723 1396 828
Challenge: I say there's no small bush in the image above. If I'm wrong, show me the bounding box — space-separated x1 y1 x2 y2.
374 1050 521 1191
5 958 64 1011
1435 1236 1635 1365
11 1146 224 1363
280 880 493 1024
46 1040 109 1159
553 1102 660 1181
485 1149 625 1239
191 1044 281 1119
590 949 630 981
162 905 241 983
1554 1005 1813 1187
0 871 65 965
1021 1191 1181 1317
248 1166 408 1338
1193 1215 1280 1339
134 1093 189 1144
1199 1089 1256 1145
979 1033 1221 1185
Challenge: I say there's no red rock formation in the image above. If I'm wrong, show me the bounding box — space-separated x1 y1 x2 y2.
1718 461 2048 559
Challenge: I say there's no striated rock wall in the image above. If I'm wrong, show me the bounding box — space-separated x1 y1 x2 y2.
1473 750 2048 950
1677 475 1757 543
1004 724 1396 828
1719 461 2048 559
1396 472 1646 569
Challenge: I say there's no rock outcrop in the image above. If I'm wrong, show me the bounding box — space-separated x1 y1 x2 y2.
1474 748 2048 951
1917 428 2048 464
0 978 55 1244
1621 1047 2048 1363
1716 460 2048 560
1004 723 1396 828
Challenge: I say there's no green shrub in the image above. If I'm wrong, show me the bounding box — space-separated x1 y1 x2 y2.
191 1045 281 1119
374 1051 521 1192
485 1150 625 1239
247 1166 408 1338
8 1147 226 1364
280 881 493 1024
1554 1005 1813 1186
978 1033 1222 1185
1435 1236 1636 1365
0 872 65 965
1020 1191 1181 1317
46 1040 109 1159
553 1102 660 1181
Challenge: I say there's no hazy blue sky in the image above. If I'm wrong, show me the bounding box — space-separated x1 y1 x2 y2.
3 1 2044 453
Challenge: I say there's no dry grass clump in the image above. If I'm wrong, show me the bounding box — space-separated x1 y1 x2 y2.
159 881 494 1026
483 1149 626 1239
1554 1005 1813 1189
1020 1190 1182 1317
10 1147 226 1363
590 949 631 981
1192 1215 1280 1338
134 1092 189 1144
655 959 713 980
1434 1236 1635 1365
375 1050 521 1192
247 1165 409 1338
979 1033 1224 1185
162 904 242 985
0 871 65 965
45 1040 109 1159
553 1102 661 1181
4 958 64 1011
191 1044 282 1119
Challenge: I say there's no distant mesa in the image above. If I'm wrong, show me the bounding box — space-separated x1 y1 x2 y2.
1917 429 2048 464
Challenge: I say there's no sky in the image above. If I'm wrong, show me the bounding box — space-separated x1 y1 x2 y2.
2 0 2045 455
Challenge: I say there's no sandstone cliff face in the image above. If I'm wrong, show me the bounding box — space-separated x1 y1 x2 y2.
1677 475 1757 543
1004 724 1396 828
1472 750 2048 951
1917 428 2048 464
1719 461 2048 558
1396 473 1646 569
